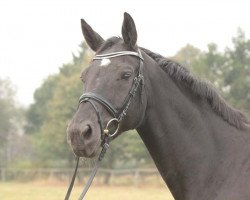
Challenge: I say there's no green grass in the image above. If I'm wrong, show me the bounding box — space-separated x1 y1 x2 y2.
0 182 174 200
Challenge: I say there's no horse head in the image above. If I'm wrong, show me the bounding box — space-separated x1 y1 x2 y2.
67 13 147 157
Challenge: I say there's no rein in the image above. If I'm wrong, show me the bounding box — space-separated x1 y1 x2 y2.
64 49 144 200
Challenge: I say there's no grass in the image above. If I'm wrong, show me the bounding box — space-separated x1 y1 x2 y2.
0 181 174 200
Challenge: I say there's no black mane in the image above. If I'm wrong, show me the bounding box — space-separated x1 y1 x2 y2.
141 47 249 129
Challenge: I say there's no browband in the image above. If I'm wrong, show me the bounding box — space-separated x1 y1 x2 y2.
93 51 144 60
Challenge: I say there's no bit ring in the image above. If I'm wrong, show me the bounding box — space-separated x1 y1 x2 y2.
104 118 119 138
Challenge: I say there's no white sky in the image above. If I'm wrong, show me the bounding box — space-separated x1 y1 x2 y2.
0 0 249 106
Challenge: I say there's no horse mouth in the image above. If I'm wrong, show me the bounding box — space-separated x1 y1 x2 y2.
72 147 96 158
71 140 101 158
73 149 96 158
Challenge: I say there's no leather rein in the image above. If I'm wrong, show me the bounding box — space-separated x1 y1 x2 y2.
64 49 144 200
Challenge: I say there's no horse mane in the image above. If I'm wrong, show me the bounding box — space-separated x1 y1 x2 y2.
140 47 249 129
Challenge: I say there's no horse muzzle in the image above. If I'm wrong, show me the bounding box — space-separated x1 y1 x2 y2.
67 121 101 157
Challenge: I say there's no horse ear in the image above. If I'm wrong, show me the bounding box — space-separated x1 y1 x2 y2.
81 19 104 52
122 12 137 48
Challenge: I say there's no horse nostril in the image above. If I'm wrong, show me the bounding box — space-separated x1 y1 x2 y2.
82 125 92 140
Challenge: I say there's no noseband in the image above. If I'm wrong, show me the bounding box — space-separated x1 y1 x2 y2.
65 49 144 200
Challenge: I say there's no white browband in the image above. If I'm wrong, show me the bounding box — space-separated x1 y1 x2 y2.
93 50 144 60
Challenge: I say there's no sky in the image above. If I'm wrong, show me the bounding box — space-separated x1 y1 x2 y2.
0 0 249 106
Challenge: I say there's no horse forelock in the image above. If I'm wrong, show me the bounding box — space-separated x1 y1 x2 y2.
97 37 122 53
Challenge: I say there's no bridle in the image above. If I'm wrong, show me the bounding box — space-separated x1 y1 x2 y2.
79 50 144 139
65 49 144 200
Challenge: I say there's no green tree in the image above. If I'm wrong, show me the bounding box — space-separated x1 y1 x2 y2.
25 75 59 134
173 43 226 85
26 43 91 167
0 78 24 167
0 78 15 144
174 29 249 115
222 28 250 113
173 44 201 67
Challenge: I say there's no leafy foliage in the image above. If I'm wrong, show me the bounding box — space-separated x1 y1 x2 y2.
174 29 250 115
0 78 24 167
222 29 250 112
25 43 91 166
0 78 16 143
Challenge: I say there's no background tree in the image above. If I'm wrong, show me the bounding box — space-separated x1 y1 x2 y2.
26 43 91 167
0 78 24 167
0 78 16 144
173 29 250 116
222 28 250 113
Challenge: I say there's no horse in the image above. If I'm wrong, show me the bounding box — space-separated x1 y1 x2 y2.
67 13 250 200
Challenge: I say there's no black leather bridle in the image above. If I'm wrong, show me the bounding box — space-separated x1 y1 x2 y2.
65 49 144 200
79 50 144 139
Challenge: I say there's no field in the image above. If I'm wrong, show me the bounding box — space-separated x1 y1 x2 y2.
0 182 174 200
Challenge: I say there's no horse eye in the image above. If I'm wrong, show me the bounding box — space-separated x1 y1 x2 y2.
121 71 132 80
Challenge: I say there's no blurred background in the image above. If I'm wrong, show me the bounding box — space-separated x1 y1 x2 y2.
0 0 249 199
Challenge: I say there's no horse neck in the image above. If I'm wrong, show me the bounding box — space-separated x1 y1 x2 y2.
137 55 250 200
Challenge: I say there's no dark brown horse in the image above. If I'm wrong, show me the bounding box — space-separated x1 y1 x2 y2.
67 13 250 200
